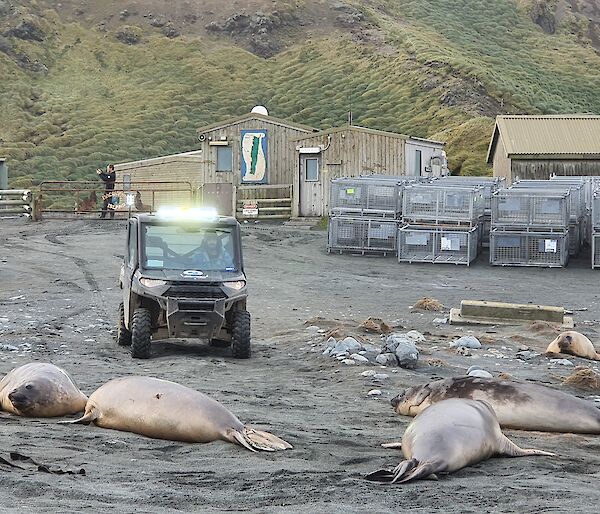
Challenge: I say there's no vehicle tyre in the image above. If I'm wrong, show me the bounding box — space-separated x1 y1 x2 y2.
231 310 251 359
116 302 132 347
131 307 152 359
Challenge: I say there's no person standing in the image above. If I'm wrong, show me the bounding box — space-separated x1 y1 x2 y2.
97 164 116 219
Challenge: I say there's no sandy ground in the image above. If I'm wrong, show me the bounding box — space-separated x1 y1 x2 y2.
0 219 599 513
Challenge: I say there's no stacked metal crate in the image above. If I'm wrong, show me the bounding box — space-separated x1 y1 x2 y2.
511 180 585 256
432 176 505 247
592 189 600 268
327 176 417 256
550 175 600 248
398 184 485 265
490 189 571 267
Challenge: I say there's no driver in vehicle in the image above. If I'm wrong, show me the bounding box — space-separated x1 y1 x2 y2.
191 233 234 270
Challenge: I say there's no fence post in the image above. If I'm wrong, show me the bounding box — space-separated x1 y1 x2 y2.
0 159 7 190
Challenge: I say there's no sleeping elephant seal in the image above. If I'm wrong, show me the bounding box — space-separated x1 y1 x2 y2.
391 376 600 434
366 398 553 484
545 331 600 361
0 363 88 417
66 376 292 452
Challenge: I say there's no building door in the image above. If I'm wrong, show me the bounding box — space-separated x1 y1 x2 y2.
201 183 234 216
299 155 322 217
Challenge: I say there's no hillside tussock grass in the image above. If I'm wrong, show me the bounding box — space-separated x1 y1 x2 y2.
1 0 600 187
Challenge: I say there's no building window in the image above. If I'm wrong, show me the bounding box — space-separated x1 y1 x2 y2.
123 174 131 191
216 146 233 172
415 150 422 176
305 158 319 182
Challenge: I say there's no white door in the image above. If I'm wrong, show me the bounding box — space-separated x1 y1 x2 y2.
299 155 322 217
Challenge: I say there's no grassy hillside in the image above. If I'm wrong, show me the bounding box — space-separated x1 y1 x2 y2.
1 0 600 187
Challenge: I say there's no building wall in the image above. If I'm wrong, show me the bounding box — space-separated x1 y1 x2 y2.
405 140 445 176
114 117 314 214
510 159 600 181
491 133 512 181
293 129 407 217
114 155 206 210
198 119 313 187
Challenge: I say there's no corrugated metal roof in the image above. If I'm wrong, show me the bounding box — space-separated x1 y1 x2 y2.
487 115 600 163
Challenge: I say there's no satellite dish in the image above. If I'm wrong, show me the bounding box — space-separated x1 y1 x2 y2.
251 105 269 116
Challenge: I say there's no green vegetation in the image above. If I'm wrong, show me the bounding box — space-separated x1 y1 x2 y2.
1 0 600 187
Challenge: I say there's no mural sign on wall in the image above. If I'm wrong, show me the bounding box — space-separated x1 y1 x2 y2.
241 129 268 184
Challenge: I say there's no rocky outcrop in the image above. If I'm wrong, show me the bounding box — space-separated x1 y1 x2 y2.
114 25 142 45
0 0 12 17
8 19 45 41
206 10 297 58
331 1 364 27
529 0 556 34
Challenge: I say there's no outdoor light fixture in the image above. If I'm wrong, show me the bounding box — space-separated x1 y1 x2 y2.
223 280 246 290
156 206 219 221
139 278 167 287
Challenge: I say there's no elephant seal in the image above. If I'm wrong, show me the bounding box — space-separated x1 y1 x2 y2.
391 376 600 434
66 376 292 452
0 363 88 417
365 398 553 484
545 331 600 361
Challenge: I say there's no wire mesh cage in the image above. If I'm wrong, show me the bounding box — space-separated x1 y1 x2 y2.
592 192 600 230
330 177 402 218
402 185 485 224
398 225 479 265
327 217 398 255
592 233 600 269
511 181 585 220
491 190 570 228
490 228 569 267
550 176 600 210
568 220 581 257
433 177 506 213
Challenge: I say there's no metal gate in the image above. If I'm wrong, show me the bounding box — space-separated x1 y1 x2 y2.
38 181 194 219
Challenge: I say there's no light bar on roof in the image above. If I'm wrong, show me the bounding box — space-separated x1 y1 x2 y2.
156 206 219 221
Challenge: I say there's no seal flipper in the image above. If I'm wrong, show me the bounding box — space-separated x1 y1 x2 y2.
57 406 98 425
241 427 292 451
498 435 555 457
364 469 396 482
381 441 403 449
227 427 292 452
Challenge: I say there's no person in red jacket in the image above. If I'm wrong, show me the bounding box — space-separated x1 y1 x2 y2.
97 164 116 219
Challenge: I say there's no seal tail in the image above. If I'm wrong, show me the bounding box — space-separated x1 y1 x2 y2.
365 458 439 484
499 435 555 458
231 427 292 452
57 406 98 425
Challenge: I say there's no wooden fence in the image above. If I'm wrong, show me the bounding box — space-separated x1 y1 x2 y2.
0 189 36 219
235 184 292 220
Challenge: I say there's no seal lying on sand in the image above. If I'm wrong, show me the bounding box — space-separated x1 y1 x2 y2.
0 363 88 417
365 399 553 484
391 376 600 434
66 376 292 452
545 331 600 361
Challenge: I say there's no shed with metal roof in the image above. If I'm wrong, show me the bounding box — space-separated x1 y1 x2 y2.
293 125 447 217
487 115 600 182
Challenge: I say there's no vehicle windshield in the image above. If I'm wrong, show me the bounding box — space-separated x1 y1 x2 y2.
141 223 239 271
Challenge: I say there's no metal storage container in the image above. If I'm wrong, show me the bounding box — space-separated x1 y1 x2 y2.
490 228 569 268
402 185 485 225
398 225 479 265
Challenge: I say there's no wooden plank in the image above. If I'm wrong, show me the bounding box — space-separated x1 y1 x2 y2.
460 300 564 322
236 198 292 204
237 184 292 191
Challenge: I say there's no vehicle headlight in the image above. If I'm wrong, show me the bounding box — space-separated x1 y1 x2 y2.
224 280 246 290
140 278 167 288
